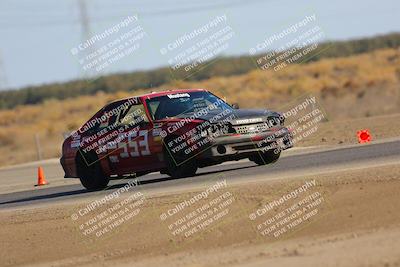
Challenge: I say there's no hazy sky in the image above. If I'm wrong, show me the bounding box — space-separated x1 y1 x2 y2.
0 0 399 90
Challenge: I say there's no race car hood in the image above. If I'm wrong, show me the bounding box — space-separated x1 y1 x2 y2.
180 108 281 125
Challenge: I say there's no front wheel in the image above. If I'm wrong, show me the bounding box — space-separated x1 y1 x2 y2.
250 149 281 165
163 144 198 178
76 152 109 191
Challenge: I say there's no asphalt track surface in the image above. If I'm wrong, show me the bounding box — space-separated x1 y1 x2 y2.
0 139 399 209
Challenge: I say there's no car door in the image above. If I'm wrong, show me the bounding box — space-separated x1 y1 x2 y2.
106 102 161 175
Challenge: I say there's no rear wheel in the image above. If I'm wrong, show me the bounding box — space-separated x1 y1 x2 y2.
76 151 109 191
163 141 197 178
250 149 281 165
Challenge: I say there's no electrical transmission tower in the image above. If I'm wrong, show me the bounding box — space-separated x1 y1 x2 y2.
0 51 8 90
78 0 96 77
78 0 92 45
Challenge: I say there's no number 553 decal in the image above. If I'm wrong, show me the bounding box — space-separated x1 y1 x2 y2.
108 130 150 162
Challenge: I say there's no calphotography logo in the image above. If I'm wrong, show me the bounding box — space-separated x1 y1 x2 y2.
70 14 147 80
249 12 327 73
159 178 240 244
70 179 146 242
159 14 235 79
248 180 331 239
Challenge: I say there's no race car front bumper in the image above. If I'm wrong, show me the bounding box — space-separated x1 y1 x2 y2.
200 127 293 159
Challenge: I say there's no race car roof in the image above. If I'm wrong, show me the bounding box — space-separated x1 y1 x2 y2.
108 88 207 105
141 88 207 99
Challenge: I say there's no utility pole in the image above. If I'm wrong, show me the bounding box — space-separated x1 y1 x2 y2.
34 133 43 161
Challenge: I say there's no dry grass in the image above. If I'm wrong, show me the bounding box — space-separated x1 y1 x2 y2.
0 48 399 167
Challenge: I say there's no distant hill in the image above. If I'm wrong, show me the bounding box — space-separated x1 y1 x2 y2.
1 32 400 110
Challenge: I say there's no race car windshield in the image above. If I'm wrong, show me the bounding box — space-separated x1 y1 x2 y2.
146 91 233 120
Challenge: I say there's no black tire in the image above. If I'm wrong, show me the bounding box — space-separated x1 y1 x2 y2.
250 149 281 165
76 151 109 191
163 141 197 178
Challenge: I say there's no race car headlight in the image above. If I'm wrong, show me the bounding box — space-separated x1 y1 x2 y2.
200 130 208 137
265 117 281 128
207 125 218 135
279 114 285 126
206 123 230 137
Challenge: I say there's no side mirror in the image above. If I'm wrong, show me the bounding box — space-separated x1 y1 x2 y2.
232 103 240 109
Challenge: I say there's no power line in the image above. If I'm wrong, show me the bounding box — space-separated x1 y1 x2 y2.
0 0 271 29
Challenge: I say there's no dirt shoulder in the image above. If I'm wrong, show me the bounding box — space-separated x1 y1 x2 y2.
296 113 400 147
0 162 399 267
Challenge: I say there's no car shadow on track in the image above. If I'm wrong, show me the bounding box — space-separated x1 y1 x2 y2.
0 164 257 208
192 163 256 178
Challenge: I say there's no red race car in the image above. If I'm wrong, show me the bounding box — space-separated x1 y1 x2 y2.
60 89 293 190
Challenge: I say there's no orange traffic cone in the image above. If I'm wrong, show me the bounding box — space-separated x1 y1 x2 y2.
35 166 48 186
